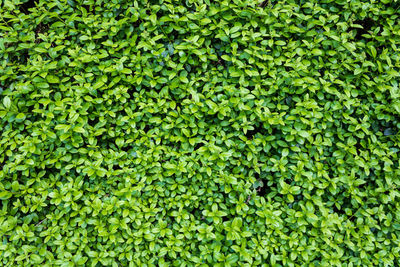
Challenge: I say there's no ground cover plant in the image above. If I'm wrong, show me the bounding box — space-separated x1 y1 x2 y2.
1 0 400 266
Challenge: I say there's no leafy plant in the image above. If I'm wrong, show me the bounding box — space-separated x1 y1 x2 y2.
1 0 400 266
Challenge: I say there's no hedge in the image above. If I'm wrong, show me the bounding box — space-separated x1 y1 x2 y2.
1 0 400 266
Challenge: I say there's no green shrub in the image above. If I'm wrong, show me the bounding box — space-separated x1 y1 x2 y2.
1 0 400 266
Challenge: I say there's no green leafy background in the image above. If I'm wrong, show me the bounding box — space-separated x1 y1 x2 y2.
1 0 400 266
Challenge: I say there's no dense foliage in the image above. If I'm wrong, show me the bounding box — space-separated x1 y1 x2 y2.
1 0 400 266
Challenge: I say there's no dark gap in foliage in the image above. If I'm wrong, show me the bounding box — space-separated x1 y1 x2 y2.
115 9 124 20
244 122 265 140
35 23 49 43
194 142 204 150
385 117 400 136
254 172 275 197
258 0 269 8
110 163 123 172
352 17 374 40
9 50 29 65
357 173 374 191
19 0 38 14
211 44 227 66
324 189 358 222
190 206 201 218
372 118 399 136
256 183 269 197
318 69 325 78
119 145 129 152
44 166 78 181
353 139 363 151
87 116 97 128
81 4 92 14
341 193 354 209
142 124 150 132
285 95 294 107
330 201 356 221
19 51 29 65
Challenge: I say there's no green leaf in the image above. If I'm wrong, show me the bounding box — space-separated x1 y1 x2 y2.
34 47 48 53
3 96 11 109
179 76 189 83
46 75 60 83
298 131 310 138
73 126 86 133
282 148 289 157
0 191 12 200
16 113 25 120
121 68 132 74
149 14 157 25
